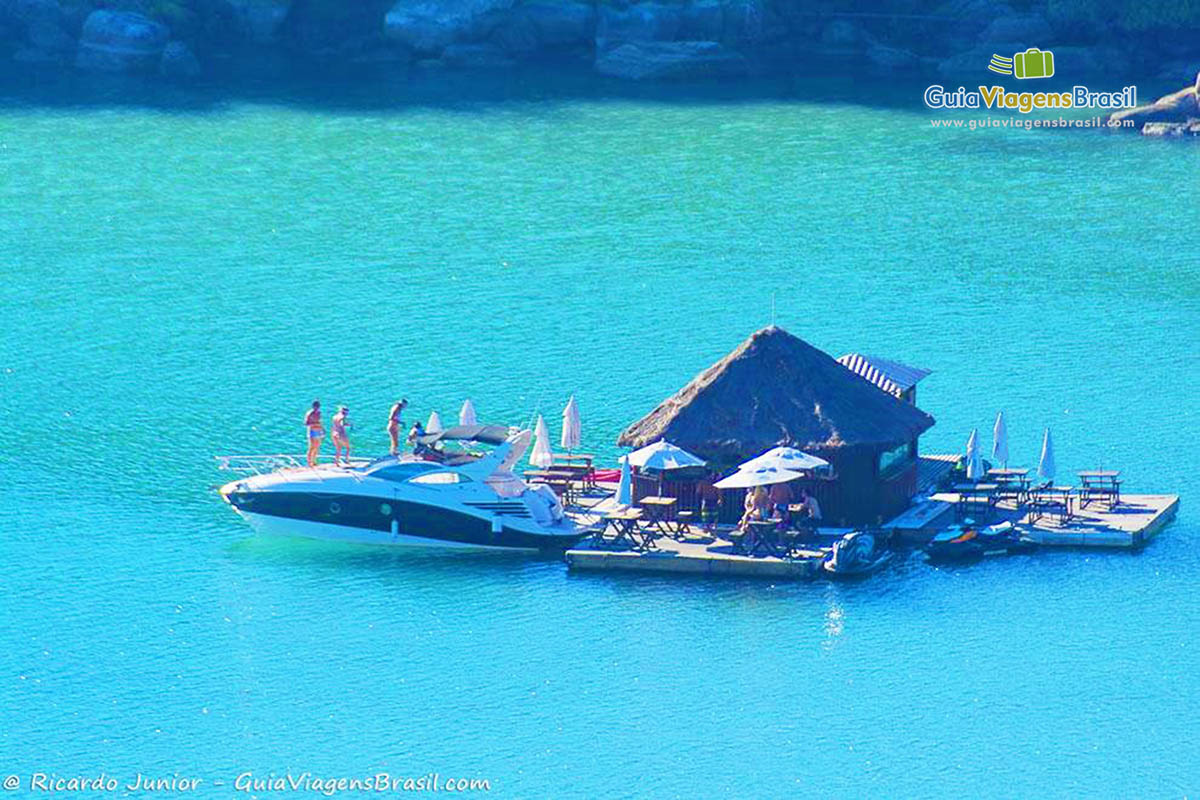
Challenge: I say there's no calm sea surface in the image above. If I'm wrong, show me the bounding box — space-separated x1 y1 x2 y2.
1 71 1197 798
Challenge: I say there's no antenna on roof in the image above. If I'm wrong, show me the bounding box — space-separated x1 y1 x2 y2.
770 292 777 327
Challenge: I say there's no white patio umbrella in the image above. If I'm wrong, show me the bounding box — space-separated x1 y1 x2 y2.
992 411 1009 468
426 411 443 434
1037 428 1056 482
713 465 805 489
561 395 581 452
615 455 632 507
626 440 706 471
735 446 829 474
459 399 478 427
529 414 553 468
964 428 984 480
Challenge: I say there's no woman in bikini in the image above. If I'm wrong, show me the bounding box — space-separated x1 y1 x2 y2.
304 400 324 467
386 398 408 456
331 406 352 466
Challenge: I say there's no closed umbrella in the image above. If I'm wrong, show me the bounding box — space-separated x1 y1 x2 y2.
736 446 829 474
1037 428 1056 482
426 411 443 434
459 399 478 427
561 395 581 452
992 411 1009 468
713 465 805 489
529 414 553 468
965 428 983 480
615 456 632 507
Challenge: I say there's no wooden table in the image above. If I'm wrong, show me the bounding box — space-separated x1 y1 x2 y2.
1028 485 1073 524
739 518 795 558
1078 470 1121 509
596 508 651 550
986 468 1030 501
637 495 678 536
955 483 999 520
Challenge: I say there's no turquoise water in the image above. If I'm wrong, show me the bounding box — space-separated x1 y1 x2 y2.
2 73 1198 798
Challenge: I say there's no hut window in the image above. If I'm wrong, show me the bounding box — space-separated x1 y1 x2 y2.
878 442 914 478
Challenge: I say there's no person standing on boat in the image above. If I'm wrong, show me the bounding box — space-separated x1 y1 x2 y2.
304 400 324 467
331 406 352 466
407 420 427 456
386 398 408 456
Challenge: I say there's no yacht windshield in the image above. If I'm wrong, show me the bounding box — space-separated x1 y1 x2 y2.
367 461 440 482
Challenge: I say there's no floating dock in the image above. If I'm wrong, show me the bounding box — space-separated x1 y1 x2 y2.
564 537 825 579
889 493 1179 549
561 480 1179 581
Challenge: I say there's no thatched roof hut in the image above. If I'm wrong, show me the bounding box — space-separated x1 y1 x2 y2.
618 326 934 462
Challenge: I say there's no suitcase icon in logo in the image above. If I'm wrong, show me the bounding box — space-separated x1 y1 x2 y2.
1013 48 1054 79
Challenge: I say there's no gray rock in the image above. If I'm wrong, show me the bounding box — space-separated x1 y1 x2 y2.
980 13 1050 44
937 42 1023 77
678 0 723 41
489 10 538 55
442 41 513 67
160 39 200 79
1141 120 1200 137
933 0 1013 36
594 39 748 80
517 1 593 48
26 17 72 52
13 44 66 62
5 0 63 27
722 0 763 45
866 43 918 73
226 0 290 44
597 3 681 50
1108 85 1199 130
820 19 863 47
75 10 169 72
384 0 514 54
1047 45 1129 76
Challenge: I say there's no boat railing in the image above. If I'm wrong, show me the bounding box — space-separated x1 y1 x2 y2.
215 454 372 478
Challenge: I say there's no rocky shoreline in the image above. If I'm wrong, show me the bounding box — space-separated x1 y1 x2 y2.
1 0 1197 121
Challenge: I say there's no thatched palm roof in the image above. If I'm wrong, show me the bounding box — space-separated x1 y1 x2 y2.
617 326 935 462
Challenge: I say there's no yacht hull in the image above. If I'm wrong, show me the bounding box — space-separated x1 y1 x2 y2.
223 488 585 552
236 509 524 550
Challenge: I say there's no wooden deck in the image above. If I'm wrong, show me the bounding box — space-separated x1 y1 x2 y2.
564 537 825 579
892 492 1180 549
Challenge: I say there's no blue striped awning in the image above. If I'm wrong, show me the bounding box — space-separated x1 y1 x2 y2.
837 353 931 397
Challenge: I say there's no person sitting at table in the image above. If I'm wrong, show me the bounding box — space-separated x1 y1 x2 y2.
796 488 822 522
768 480 794 525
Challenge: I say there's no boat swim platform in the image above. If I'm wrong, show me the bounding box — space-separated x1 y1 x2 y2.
564 538 826 580
888 493 1180 549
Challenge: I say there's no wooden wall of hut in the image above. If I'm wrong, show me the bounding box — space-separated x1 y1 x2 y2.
629 448 919 527
804 446 918 526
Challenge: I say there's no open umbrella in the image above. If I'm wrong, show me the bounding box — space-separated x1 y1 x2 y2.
965 428 984 480
736 446 829 474
459 399 478 427
713 465 805 489
529 414 553 468
615 456 632 507
992 411 1009 468
1037 428 1056 482
561 395 581 452
426 411 443 434
626 440 706 471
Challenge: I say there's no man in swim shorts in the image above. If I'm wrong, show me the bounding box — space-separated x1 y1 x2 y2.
304 400 324 467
